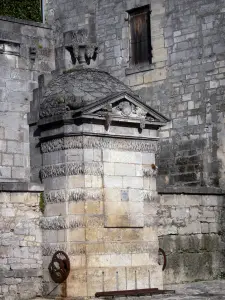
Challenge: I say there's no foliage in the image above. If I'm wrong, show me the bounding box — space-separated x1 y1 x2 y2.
0 0 42 22
39 192 45 214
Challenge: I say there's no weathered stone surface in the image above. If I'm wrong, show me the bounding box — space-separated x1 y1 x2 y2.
45 0 225 191
0 17 54 182
41 136 157 153
1 0 225 299
34 64 163 298
0 191 42 300
39 68 134 118
159 194 225 284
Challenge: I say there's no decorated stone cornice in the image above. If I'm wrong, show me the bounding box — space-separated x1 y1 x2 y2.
42 241 155 256
40 216 84 230
44 189 103 203
39 90 169 131
40 162 103 179
41 136 83 153
42 243 85 256
41 136 157 153
40 216 66 230
72 92 169 130
68 189 103 202
44 190 66 203
44 189 153 204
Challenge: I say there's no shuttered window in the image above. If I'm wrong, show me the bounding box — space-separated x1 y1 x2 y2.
129 6 152 65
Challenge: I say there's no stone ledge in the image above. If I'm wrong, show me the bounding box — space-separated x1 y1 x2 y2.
125 63 155 75
158 186 225 195
0 182 44 192
40 132 159 142
0 268 42 278
0 15 52 29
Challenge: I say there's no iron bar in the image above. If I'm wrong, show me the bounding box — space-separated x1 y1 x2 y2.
95 288 175 298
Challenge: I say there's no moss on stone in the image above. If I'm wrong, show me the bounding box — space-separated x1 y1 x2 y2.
39 192 45 214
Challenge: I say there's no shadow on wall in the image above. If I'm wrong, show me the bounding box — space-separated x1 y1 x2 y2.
157 137 220 188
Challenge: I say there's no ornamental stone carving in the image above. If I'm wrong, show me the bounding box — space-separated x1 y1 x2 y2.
64 29 98 65
40 93 78 118
44 190 66 203
42 244 85 256
40 216 84 230
41 162 103 179
41 164 66 179
41 136 157 153
68 189 103 202
44 189 103 203
117 101 132 116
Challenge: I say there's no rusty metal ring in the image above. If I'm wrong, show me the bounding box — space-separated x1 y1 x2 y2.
158 248 167 271
48 251 70 283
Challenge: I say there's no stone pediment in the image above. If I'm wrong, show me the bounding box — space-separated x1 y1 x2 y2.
73 92 168 129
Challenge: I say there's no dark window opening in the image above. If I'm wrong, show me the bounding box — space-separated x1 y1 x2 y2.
128 5 152 65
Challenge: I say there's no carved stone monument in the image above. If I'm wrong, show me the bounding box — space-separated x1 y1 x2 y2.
29 31 168 298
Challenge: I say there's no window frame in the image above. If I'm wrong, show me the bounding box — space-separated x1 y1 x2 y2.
127 5 152 66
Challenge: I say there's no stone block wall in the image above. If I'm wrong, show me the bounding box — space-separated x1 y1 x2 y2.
0 188 43 300
0 16 54 182
43 0 225 285
155 0 225 189
93 0 225 190
45 0 225 190
158 193 225 284
40 130 163 297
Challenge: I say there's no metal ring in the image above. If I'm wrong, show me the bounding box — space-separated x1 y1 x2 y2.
158 248 167 271
48 251 70 283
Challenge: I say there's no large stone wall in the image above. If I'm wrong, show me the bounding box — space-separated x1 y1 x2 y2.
43 0 225 287
0 2 224 299
45 0 225 190
159 193 225 284
0 16 54 182
0 188 42 300
0 15 53 300
156 0 225 189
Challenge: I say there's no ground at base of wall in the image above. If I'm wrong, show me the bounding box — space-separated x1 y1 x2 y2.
33 280 225 300
161 280 225 299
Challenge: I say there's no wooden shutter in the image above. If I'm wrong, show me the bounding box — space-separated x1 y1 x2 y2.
130 6 152 65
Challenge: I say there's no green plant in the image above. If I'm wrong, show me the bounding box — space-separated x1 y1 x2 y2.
39 192 45 214
0 0 42 22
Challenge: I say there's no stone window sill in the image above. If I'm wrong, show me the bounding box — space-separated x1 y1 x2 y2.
157 186 225 195
0 182 44 192
125 63 155 75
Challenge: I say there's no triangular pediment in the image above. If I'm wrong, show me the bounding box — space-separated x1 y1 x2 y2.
73 92 169 128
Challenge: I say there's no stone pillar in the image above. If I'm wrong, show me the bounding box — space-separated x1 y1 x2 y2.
40 124 163 298
30 67 168 298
